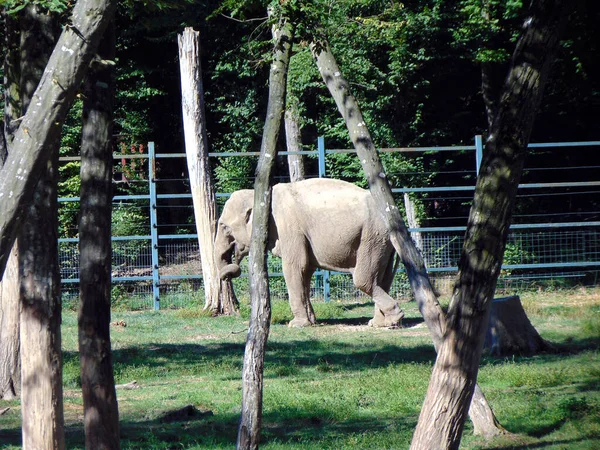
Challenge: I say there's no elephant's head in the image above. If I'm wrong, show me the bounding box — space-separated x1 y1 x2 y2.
214 190 254 280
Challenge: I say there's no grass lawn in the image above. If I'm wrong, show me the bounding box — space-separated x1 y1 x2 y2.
1 288 599 449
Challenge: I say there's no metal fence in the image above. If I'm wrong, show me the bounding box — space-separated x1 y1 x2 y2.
58 137 600 309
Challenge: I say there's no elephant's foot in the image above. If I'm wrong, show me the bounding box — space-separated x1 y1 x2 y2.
288 317 315 328
369 307 404 328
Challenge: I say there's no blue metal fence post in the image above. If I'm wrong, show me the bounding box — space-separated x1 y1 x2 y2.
148 142 160 310
317 136 331 302
318 136 327 178
475 135 483 175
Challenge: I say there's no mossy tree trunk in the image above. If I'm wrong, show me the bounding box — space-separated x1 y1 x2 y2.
78 22 121 450
411 1 570 448
310 35 504 438
237 12 294 450
178 27 238 316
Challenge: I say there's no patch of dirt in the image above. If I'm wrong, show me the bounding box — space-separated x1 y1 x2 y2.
192 334 222 341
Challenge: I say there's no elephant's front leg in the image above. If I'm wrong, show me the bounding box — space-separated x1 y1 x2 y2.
281 257 316 327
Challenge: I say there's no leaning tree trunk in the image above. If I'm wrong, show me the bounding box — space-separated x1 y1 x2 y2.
18 5 65 449
178 27 238 316
411 2 570 448
237 14 294 450
284 109 305 182
0 0 117 279
310 36 503 438
0 10 22 401
78 22 121 450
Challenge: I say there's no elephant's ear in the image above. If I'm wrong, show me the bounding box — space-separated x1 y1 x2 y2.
245 207 253 224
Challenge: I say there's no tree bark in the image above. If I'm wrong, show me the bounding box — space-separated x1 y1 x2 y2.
284 109 305 182
17 5 65 449
484 296 550 356
403 193 425 265
0 0 116 279
178 27 238 316
237 13 294 450
78 22 121 450
19 150 64 450
310 36 503 437
0 245 20 400
0 11 21 401
411 2 570 448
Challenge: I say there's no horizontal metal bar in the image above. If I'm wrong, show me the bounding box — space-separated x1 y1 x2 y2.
159 234 198 240
527 141 600 148
157 193 192 199
409 221 600 232
518 181 600 189
327 146 476 154
58 235 151 243
392 186 475 193
161 275 203 280
112 276 153 282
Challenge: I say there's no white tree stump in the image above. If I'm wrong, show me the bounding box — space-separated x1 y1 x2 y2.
484 295 551 356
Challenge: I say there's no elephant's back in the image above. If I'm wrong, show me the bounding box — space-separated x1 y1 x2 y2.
275 178 370 214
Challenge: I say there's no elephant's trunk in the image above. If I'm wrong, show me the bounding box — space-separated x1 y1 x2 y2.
214 225 242 280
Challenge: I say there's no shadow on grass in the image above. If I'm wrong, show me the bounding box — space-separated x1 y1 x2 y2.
0 404 417 449
484 436 599 450
80 338 438 380
318 316 424 328
479 334 600 367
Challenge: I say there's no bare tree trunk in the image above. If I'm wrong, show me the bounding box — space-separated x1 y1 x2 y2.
178 27 238 316
310 36 503 437
0 245 20 400
403 193 425 264
19 150 64 450
237 13 294 450
411 2 570 448
17 5 65 449
0 0 117 279
78 22 120 450
284 109 304 182
0 11 21 400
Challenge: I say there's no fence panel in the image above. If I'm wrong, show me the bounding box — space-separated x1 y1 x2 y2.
58 137 600 309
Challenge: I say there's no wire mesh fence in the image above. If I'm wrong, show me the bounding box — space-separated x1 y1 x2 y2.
57 138 600 310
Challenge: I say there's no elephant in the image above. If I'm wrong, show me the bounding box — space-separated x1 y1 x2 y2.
214 178 404 328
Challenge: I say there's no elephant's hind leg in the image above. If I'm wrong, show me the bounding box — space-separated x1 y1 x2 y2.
282 254 316 327
353 254 404 328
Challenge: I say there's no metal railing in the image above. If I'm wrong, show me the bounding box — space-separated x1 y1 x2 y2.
58 136 600 309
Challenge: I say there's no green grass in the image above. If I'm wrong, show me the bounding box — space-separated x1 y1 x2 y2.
1 289 599 449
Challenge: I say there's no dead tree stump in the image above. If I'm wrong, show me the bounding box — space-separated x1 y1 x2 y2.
484 295 551 356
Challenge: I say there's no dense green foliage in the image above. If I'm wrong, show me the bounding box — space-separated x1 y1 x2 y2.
1 0 598 233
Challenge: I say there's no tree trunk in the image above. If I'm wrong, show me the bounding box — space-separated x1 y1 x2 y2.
485 296 550 356
18 5 65 449
19 151 64 450
178 27 238 316
78 22 121 450
403 193 425 265
0 0 116 279
310 36 503 437
237 13 294 450
0 245 20 400
284 109 305 182
0 12 21 401
411 2 570 448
